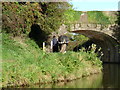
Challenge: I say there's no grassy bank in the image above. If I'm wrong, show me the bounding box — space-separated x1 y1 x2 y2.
1 33 102 87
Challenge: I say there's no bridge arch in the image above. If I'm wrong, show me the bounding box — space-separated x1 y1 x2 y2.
72 30 120 63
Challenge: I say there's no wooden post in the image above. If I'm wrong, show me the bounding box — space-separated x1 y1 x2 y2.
43 42 46 52
51 40 53 52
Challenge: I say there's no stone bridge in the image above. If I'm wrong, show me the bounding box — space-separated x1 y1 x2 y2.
70 23 115 37
59 23 120 63
71 23 120 63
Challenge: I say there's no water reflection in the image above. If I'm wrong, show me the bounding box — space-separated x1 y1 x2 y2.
28 73 103 88
102 64 120 88
25 64 120 88
53 73 103 88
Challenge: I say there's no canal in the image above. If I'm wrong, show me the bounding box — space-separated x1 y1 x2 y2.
27 64 120 88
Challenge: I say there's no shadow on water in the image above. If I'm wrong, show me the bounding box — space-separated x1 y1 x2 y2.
29 24 48 47
103 64 120 88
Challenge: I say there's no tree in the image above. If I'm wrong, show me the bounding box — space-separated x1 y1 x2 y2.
111 11 120 42
2 2 72 36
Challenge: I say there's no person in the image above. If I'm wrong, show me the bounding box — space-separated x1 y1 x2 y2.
51 36 58 52
58 35 69 53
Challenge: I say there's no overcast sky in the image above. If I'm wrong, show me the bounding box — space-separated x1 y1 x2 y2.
69 0 120 11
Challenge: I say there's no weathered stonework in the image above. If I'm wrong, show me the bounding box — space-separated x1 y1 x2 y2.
58 23 120 63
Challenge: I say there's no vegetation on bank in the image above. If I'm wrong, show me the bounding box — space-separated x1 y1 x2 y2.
2 33 102 87
2 2 72 36
87 11 111 24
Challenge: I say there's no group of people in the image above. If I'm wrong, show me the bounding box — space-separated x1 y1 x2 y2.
51 35 69 53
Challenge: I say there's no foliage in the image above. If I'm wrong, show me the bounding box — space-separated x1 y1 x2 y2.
113 11 120 41
65 33 89 51
87 11 111 25
3 2 37 36
64 8 82 24
108 11 120 42
116 11 120 25
72 34 89 41
2 33 102 87
2 2 71 36
63 8 82 31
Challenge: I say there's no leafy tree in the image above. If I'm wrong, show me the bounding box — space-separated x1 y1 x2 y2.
112 11 120 41
2 2 72 36
39 2 71 33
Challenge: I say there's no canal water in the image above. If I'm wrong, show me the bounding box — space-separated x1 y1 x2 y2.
28 64 120 88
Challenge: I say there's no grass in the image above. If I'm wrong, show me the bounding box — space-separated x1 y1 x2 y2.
1 33 102 87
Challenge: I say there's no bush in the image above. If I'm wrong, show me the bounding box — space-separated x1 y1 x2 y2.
2 2 71 37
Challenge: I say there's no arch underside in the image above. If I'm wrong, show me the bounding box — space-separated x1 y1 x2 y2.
72 30 120 63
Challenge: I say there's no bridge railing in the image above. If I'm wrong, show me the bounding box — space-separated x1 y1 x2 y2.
68 23 113 31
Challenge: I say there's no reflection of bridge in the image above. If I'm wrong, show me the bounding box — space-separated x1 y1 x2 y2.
59 23 120 63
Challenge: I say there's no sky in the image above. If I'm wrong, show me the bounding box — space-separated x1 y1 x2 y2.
69 0 120 11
